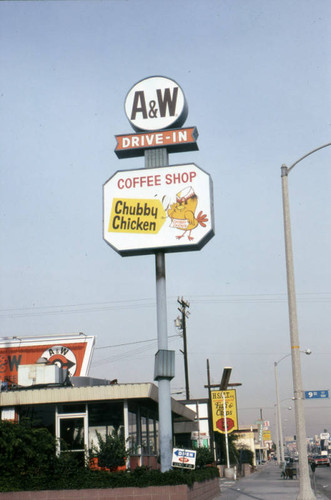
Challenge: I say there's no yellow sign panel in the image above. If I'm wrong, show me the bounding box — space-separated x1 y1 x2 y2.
108 198 166 234
263 430 272 441
211 390 238 434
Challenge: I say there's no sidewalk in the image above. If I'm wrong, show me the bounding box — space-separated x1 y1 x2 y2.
214 461 328 499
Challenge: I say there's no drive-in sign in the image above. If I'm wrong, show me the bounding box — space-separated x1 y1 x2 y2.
125 76 188 132
103 163 214 256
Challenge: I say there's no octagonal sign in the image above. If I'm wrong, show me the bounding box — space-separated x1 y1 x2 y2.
103 163 214 256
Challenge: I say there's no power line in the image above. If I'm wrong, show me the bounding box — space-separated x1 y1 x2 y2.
0 292 330 318
95 334 179 350
92 335 180 365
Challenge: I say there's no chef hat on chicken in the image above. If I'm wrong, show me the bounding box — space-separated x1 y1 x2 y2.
176 186 196 203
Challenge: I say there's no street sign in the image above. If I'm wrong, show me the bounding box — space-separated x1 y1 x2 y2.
103 163 214 256
304 390 329 399
172 448 196 469
211 390 238 434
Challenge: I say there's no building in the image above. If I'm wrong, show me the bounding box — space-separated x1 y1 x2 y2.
0 334 197 468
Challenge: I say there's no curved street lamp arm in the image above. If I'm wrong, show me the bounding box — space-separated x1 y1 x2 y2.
274 353 291 366
286 142 331 173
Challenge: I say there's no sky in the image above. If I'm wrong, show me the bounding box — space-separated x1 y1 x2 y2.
1 0 331 439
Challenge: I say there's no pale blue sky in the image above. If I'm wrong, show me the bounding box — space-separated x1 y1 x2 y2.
1 0 330 436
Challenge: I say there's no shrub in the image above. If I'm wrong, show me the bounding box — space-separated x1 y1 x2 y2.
195 447 215 468
91 428 126 469
0 420 219 492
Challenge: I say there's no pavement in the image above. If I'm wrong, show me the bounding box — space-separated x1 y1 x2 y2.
213 461 329 499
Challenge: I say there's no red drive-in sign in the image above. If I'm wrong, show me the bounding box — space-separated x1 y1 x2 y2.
103 163 214 256
115 127 198 159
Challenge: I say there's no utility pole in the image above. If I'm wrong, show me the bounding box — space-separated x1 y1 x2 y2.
206 359 215 459
175 297 190 400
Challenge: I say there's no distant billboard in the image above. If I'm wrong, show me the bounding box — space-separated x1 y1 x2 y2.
0 334 95 386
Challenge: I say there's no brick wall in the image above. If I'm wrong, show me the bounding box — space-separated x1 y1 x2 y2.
0 478 220 500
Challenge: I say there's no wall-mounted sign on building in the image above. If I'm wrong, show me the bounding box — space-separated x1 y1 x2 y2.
125 76 188 132
103 163 214 256
0 334 95 386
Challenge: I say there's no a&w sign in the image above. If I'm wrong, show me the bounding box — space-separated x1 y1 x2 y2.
125 76 188 132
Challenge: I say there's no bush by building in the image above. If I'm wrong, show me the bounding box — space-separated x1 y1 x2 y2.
0 420 219 492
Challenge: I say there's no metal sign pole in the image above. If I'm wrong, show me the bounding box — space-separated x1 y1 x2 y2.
222 391 230 469
145 148 173 472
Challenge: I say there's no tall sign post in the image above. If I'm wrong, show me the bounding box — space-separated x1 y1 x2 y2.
103 76 215 471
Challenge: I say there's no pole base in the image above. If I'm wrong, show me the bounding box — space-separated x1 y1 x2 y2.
224 467 236 480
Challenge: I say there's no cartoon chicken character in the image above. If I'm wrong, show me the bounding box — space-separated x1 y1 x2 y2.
167 186 208 240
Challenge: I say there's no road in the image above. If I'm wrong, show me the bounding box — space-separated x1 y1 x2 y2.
313 466 331 499
217 461 331 500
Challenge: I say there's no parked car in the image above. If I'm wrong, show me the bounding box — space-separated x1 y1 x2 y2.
313 455 330 467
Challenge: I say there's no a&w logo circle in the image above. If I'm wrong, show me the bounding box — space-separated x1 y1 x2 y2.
41 345 77 376
125 76 188 132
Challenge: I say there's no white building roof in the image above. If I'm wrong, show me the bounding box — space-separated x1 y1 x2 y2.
0 382 196 421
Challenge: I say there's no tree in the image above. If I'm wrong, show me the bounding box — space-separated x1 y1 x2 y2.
237 446 254 466
214 432 239 465
195 447 214 468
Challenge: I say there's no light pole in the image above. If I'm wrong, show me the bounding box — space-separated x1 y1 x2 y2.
274 350 311 465
281 142 331 500
274 403 280 464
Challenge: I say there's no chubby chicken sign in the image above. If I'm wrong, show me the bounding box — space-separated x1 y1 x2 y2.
103 163 214 256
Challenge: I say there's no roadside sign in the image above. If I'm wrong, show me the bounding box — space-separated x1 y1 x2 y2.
263 430 272 442
211 390 238 434
172 448 196 469
304 390 329 399
125 76 188 132
103 163 214 256
115 127 199 159
256 421 263 442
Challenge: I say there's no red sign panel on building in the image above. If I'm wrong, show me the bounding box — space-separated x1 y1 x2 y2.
0 334 95 386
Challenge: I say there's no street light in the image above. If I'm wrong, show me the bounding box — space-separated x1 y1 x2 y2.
281 142 331 500
274 350 311 465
